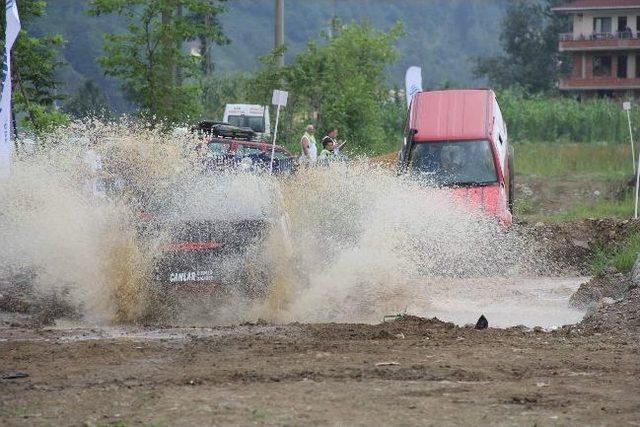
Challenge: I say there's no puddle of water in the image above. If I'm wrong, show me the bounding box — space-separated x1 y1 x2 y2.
405 276 588 329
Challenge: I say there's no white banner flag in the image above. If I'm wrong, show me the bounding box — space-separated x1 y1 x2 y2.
0 0 21 179
405 66 422 107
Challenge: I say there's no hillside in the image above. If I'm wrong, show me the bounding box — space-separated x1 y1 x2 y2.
33 0 506 112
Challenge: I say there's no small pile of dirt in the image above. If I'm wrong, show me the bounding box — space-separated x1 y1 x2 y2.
579 286 640 339
0 278 78 327
569 267 635 309
523 218 640 272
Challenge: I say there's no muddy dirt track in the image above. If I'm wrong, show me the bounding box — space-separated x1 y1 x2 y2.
1 317 639 426
2 219 640 426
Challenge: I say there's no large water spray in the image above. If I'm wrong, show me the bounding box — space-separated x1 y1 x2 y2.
0 121 562 326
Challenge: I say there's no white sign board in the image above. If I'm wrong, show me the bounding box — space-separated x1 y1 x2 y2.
272 89 288 107
623 101 632 111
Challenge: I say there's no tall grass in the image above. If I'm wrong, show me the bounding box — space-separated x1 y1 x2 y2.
516 143 633 179
591 231 640 274
499 88 637 144
550 194 635 222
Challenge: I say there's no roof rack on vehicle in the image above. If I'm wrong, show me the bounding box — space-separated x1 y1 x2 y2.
193 120 257 141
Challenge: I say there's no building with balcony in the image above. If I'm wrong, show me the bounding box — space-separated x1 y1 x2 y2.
553 0 640 98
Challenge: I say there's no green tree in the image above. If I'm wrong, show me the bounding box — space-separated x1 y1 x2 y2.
1 0 68 134
89 0 228 124
64 79 111 119
200 73 250 119
249 21 404 153
473 0 569 93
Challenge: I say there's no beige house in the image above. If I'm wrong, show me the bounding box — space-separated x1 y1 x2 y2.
553 0 640 98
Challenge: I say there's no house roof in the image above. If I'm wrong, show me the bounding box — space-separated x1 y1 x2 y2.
552 0 640 12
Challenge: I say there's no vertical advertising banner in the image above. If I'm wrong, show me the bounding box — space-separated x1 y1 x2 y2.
0 0 21 179
405 66 422 108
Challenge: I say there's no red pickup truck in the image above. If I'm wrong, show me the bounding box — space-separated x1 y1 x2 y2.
398 89 514 226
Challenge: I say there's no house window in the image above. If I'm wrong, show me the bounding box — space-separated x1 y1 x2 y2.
593 55 612 77
618 55 628 78
636 55 640 77
618 16 628 31
593 17 612 33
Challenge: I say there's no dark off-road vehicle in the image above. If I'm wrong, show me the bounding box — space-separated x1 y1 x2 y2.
149 122 295 297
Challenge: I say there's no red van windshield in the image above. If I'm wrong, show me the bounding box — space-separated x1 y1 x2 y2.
408 140 497 186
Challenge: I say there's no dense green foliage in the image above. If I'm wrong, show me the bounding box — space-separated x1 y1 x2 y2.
214 0 505 87
474 0 569 93
200 73 251 120
244 22 404 153
499 90 640 144
15 0 640 149
2 0 68 134
63 80 111 119
30 0 129 112
88 0 228 124
35 0 505 110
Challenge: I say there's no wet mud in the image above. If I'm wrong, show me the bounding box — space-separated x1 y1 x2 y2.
1 315 639 426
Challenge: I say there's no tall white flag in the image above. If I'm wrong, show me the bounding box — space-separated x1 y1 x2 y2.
405 66 422 107
0 0 21 179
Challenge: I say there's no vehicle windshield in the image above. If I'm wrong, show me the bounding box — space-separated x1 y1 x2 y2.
227 115 265 133
205 142 294 174
207 142 287 159
408 140 497 186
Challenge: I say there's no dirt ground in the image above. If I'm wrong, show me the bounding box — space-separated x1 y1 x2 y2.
1 316 639 427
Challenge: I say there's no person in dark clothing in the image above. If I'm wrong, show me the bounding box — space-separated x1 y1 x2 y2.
321 127 339 154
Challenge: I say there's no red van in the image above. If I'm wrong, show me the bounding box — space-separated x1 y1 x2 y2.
398 89 513 226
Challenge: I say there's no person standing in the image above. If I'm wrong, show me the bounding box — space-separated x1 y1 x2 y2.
321 127 338 153
299 124 318 165
318 127 337 165
318 137 337 164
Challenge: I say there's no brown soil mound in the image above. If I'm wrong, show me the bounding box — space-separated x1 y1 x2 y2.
578 286 640 339
0 275 77 327
523 218 640 272
569 267 635 309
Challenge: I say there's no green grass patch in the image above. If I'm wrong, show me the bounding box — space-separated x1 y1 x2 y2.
249 407 270 421
515 142 633 179
549 193 635 222
591 232 640 274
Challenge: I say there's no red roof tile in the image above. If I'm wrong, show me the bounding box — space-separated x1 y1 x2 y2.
553 0 640 11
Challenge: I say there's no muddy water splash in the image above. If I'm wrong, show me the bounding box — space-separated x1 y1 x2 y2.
276 162 561 323
0 121 566 326
0 121 191 323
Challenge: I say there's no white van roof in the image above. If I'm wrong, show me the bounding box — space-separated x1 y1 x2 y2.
225 104 265 116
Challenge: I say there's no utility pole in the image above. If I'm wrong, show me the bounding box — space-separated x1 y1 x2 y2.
161 6 171 83
175 1 183 84
202 12 212 76
275 0 284 66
